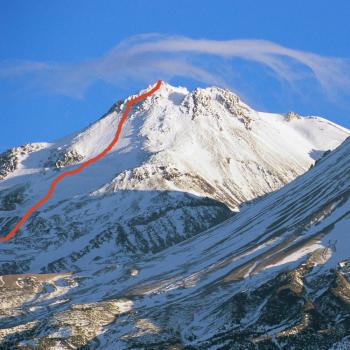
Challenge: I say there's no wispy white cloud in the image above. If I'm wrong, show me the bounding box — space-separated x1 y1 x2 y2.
1 33 349 99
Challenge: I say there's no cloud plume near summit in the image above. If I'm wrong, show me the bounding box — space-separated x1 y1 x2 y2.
1 33 350 99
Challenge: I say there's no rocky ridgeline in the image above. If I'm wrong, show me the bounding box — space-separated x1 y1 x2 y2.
45 149 84 169
182 87 253 129
285 111 301 121
104 164 243 209
96 100 124 122
0 144 41 180
216 88 253 129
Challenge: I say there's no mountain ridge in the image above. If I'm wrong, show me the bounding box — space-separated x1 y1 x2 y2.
0 82 350 349
0 82 348 272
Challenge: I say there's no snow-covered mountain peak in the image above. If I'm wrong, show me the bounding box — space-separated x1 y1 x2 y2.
0 82 348 256
43 81 347 169
153 80 189 99
1 82 349 206
1 83 350 348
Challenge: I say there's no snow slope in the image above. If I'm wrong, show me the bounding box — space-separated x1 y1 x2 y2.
1 127 349 349
0 82 348 275
0 82 349 349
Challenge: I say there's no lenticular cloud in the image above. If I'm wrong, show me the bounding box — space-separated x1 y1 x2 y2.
1 33 350 99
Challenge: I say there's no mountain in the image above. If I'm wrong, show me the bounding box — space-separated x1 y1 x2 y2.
0 82 349 349
0 82 347 274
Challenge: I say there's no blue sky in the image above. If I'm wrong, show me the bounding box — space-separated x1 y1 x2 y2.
1 0 350 150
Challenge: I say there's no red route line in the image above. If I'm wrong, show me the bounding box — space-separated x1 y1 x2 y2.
0 80 162 242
